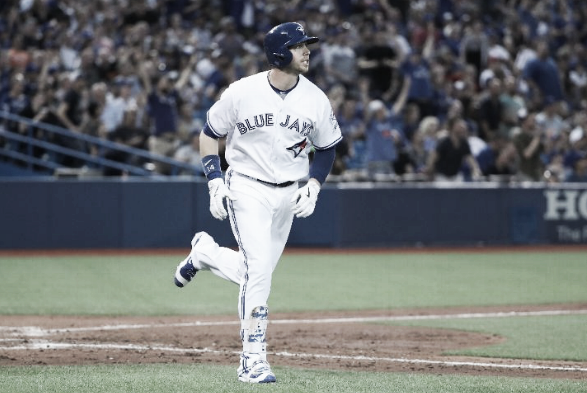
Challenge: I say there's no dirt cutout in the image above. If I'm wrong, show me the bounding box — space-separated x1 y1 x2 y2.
1 304 587 380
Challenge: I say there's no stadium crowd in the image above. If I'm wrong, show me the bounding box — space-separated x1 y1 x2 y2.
1 0 587 182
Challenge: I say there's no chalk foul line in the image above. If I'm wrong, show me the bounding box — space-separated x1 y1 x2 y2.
3 340 587 373
2 308 586 336
2 308 587 374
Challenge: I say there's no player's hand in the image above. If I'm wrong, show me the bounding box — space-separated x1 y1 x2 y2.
291 180 321 218
208 178 236 220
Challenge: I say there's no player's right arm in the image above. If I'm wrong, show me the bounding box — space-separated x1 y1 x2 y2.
200 126 235 221
200 130 219 157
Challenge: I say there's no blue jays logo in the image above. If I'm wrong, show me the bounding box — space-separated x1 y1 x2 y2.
287 138 308 158
330 110 340 132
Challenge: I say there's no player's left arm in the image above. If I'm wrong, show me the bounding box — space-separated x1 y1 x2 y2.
291 102 342 218
291 146 337 218
309 146 337 185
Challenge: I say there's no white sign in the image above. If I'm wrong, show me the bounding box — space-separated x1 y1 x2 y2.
544 190 587 220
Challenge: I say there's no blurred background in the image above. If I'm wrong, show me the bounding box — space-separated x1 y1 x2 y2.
1 0 586 250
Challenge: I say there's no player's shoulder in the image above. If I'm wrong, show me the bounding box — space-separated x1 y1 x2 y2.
231 71 269 89
298 75 329 100
218 71 267 101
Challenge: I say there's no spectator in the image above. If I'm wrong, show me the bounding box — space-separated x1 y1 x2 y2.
1 0 587 183
499 75 526 133
401 20 435 118
401 103 421 143
84 83 107 161
522 40 565 108
512 111 545 182
173 130 204 176
54 73 88 167
103 105 149 176
99 78 137 136
427 117 482 182
7 35 31 72
404 115 439 177
535 97 569 140
0 73 31 163
460 19 490 78
449 65 479 128
176 102 202 146
321 27 358 90
361 75 411 180
563 124 587 181
566 156 587 182
122 1 159 26
475 77 506 141
444 98 479 140
1 73 29 134
428 49 458 122
55 74 86 134
138 51 193 175
568 63 587 106
475 134 517 178
77 47 103 88
16 90 53 165
479 53 512 89
335 92 366 175
544 152 565 183
211 16 246 62
439 19 463 58
325 83 349 177
87 82 107 138
357 29 399 101
21 87 64 165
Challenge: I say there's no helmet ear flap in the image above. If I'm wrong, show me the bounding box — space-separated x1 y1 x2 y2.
272 49 293 68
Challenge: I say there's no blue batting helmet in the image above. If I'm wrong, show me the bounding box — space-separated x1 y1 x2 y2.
264 22 319 68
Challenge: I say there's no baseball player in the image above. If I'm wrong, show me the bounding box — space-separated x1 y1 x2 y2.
173 22 342 383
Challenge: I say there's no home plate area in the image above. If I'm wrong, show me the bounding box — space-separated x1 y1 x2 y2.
1 305 587 380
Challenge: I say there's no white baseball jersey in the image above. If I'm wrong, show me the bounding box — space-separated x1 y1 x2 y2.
206 71 342 184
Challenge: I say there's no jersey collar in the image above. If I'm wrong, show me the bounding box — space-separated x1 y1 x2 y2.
267 71 299 98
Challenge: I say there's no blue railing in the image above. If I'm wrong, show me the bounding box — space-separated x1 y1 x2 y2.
0 111 201 178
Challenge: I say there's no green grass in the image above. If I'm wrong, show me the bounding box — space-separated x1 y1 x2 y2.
0 254 239 316
386 314 587 361
0 364 585 393
1 250 586 392
272 251 587 312
0 251 585 316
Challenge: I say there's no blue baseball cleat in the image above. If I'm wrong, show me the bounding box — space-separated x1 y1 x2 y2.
174 256 197 288
237 357 276 383
174 233 206 288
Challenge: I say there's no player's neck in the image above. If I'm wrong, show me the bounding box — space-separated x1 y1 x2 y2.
268 69 298 92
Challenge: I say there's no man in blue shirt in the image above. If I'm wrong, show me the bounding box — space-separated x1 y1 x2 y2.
363 75 411 180
139 54 195 174
523 40 564 106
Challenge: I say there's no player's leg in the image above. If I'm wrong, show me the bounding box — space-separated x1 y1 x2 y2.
212 170 278 318
268 186 297 271
226 174 276 382
174 230 242 288
238 305 275 383
226 172 296 383
238 192 294 383
228 182 293 318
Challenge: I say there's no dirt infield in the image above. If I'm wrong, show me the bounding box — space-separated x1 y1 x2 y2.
2 304 586 380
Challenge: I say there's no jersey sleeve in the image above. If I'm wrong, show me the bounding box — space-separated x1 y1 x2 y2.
205 85 238 138
310 99 343 150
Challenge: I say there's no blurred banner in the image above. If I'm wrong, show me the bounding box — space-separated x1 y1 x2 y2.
1 180 586 249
